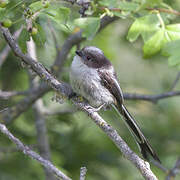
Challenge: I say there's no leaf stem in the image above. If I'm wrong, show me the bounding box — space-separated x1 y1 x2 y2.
157 13 165 29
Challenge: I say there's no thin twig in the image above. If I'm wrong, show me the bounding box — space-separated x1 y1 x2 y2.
99 6 180 16
146 7 180 16
0 123 71 180
123 91 180 103
151 160 168 173
166 158 180 180
169 72 180 91
0 90 29 100
0 27 22 67
1 83 50 124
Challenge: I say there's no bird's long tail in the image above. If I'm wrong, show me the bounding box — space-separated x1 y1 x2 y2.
113 104 160 163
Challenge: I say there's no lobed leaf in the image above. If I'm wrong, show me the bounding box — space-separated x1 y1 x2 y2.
74 17 100 39
143 29 166 58
127 14 159 42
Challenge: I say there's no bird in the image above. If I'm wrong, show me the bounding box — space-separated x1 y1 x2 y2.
70 46 160 163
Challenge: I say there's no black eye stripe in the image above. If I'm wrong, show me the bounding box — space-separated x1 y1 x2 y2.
87 56 91 60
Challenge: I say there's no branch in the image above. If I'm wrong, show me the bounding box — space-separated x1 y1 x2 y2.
169 72 180 91
80 167 87 180
151 160 168 173
0 25 158 179
0 123 71 180
0 90 29 100
166 158 180 180
123 91 180 103
75 101 158 180
1 83 50 124
146 7 180 16
0 27 22 67
99 7 180 16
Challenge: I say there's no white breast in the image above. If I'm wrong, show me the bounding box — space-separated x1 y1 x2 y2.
70 55 114 107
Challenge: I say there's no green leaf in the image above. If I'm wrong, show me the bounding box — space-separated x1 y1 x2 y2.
98 0 119 7
165 24 180 41
118 2 139 11
18 28 30 53
74 17 100 39
127 14 159 42
58 7 70 22
45 7 70 24
143 29 166 57
168 54 180 66
0 8 6 20
162 40 180 67
32 24 46 46
29 1 43 12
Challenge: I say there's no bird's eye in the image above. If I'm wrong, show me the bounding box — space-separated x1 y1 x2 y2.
86 56 91 60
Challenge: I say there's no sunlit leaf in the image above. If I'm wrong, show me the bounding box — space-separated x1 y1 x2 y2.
98 0 119 7
118 2 139 11
29 1 43 12
74 17 100 39
162 40 180 67
127 14 159 42
45 7 70 24
143 29 166 57
165 24 180 41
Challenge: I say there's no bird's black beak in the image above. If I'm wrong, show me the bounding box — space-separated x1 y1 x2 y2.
75 50 83 57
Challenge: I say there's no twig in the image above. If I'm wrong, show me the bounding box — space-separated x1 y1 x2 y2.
166 158 180 180
151 160 168 173
0 123 71 180
1 83 50 124
0 90 29 100
0 27 22 67
146 7 180 16
0 24 158 180
123 91 180 103
99 6 180 16
80 167 87 180
169 72 180 91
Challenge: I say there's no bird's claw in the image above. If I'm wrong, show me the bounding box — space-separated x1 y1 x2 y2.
86 103 106 112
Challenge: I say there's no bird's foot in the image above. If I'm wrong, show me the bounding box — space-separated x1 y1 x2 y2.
86 103 106 112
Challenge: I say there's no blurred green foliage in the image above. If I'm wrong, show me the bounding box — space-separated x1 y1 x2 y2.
1 0 180 179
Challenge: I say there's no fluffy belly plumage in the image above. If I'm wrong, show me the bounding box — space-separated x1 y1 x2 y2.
70 56 114 108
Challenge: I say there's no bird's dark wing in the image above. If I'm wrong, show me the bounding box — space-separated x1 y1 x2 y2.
98 68 124 105
98 68 160 163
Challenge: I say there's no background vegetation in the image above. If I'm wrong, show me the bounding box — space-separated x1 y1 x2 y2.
0 0 180 179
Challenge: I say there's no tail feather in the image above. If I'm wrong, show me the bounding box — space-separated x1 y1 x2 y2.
114 104 160 163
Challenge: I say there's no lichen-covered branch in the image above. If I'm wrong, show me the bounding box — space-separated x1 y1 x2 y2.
0 123 71 180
